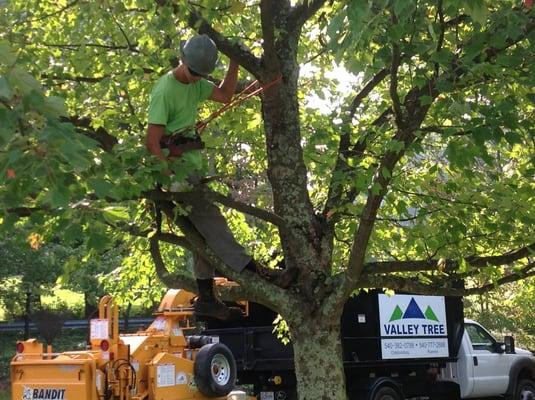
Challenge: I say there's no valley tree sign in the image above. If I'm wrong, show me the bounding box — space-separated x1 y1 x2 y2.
378 294 449 359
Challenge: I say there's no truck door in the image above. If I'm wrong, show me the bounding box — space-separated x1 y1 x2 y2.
465 322 511 397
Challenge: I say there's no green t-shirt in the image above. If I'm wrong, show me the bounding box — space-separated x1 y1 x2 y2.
147 71 214 135
147 72 214 178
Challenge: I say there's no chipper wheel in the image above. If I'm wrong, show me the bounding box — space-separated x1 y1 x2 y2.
194 343 237 397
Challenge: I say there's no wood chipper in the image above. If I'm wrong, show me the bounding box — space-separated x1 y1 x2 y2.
10 282 249 400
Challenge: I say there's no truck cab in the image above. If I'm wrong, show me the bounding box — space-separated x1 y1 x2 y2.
440 319 535 399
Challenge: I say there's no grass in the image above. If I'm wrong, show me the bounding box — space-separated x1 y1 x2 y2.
0 389 10 400
41 289 85 311
1 288 153 322
0 288 85 322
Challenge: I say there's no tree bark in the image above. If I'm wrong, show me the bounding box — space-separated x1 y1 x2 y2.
124 302 132 332
24 289 31 340
84 292 97 318
290 319 347 400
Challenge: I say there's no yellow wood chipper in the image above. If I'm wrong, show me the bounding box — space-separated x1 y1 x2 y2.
10 283 248 400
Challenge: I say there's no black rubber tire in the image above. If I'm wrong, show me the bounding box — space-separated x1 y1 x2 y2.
515 378 535 400
371 386 402 400
194 343 236 397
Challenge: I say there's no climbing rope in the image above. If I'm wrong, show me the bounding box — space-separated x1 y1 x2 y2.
196 75 283 134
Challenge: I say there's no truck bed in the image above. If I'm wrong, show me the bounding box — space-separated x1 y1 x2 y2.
203 291 464 371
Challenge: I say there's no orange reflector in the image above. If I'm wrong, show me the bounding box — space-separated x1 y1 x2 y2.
16 342 24 353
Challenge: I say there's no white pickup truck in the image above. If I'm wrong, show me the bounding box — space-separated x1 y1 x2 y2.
438 319 535 400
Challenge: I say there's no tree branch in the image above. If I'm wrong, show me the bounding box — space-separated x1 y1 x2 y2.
145 188 285 227
464 262 535 295
434 0 445 76
322 68 389 219
360 261 535 296
288 0 327 32
362 242 535 274
187 9 262 78
149 233 264 302
122 85 144 131
5 207 48 217
26 0 80 22
155 200 297 312
61 116 119 152
339 10 535 297
259 0 281 77
389 15 404 128
42 74 107 83
31 42 140 53
392 187 486 210
149 234 198 291
344 79 439 288
205 190 286 227
41 68 155 84
119 220 194 251
110 12 135 51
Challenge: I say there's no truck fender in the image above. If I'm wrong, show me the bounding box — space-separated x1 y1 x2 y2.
366 377 403 400
504 357 535 398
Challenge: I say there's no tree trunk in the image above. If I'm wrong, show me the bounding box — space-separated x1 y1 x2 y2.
290 319 347 400
123 302 132 332
24 289 31 340
84 293 97 318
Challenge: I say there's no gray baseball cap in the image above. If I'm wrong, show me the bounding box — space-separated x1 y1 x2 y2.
181 34 218 77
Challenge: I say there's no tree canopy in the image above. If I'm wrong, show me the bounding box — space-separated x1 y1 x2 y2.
1 1 534 398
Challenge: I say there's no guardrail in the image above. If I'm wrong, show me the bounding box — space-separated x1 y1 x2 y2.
0 317 154 332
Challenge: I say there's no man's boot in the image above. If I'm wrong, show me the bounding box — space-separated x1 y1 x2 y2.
194 279 242 320
245 261 298 288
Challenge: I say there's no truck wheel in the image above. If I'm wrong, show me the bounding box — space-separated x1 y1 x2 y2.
515 379 535 400
371 386 402 400
194 343 237 397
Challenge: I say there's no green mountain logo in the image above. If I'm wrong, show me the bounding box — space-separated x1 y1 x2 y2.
424 305 439 322
389 298 440 322
389 305 404 322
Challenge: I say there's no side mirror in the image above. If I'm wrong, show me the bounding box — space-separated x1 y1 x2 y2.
493 341 505 354
504 336 515 354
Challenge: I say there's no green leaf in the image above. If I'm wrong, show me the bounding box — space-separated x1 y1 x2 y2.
472 126 493 143
464 0 488 25
419 95 434 106
87 232 108 251
526 93 535 105
60 141 91 171
371 182 382 196
0 41 16 66
386 139 405 153
0 77 12 100
504 131 523 145
388 24 404 41
89 178 113 199
42 96 68 117
8 67 42 95
49 187 70 208
63 223 83 242
8 148 22 162
102 206 129 223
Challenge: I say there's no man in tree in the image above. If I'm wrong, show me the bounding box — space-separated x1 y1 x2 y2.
145 34 296 320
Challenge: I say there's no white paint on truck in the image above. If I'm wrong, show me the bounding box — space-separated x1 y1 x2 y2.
440 319 535 399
